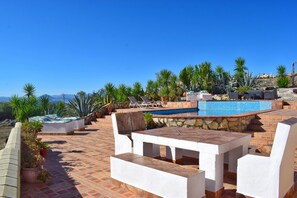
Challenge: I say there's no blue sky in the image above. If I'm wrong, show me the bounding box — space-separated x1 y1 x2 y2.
0 0 296 96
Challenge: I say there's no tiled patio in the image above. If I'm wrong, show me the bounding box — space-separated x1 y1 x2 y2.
21 114 297 198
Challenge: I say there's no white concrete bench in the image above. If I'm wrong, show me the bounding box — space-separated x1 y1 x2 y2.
110 153 205 198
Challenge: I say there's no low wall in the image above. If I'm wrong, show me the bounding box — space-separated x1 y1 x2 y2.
0 122 21 198
153 114 255 132
164 101 197 109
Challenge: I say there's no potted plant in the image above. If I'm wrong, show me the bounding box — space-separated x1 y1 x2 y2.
21 120 44 183
106 103 113 115
21 138 43 183
37 169 52 183
36 140 50 158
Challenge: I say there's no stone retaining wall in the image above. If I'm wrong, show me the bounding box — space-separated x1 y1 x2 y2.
0 122 21 198
153 115 255 132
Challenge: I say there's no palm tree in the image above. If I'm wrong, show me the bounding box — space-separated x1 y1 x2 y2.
132 82 144 100
234 57 248 80
179 65 194 90
39 95 50 115
23 83 36 98
276 65 289 88
116 84 129 102
168 75 182 101
145 80 159 100
156 69 173 99
277 65 286 76
104 83 116 103
195 62 213 91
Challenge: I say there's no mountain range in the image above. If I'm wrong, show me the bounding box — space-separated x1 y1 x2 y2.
0 94 75 103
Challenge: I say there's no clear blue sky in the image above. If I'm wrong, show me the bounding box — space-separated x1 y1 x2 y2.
1 0 296 96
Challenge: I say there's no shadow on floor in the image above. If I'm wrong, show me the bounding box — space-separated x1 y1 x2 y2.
21 147 83 197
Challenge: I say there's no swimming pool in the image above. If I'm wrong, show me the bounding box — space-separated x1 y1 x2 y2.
150 101 272 116
149 100 275 132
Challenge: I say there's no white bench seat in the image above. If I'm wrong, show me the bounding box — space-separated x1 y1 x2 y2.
110 153 205 198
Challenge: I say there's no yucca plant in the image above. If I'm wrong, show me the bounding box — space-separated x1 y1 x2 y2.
238 72 256 87
68 92 98 117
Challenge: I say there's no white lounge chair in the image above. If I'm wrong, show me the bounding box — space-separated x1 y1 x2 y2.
237 117 297 198
140 96 161 107
111 111 160 157
128 96 141 108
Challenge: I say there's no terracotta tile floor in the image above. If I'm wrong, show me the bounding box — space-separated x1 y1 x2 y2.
21 115 297 198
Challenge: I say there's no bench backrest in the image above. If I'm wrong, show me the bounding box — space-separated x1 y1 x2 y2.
270 118 297 194
112 112 145 136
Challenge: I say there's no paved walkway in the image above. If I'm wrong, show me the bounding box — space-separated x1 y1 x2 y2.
21 115 297 198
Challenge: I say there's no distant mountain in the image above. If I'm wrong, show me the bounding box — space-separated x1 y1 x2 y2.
0 94 75 103
49 94 75 103
0 97 10 102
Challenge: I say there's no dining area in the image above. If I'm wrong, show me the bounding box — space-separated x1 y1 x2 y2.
110 111 297 198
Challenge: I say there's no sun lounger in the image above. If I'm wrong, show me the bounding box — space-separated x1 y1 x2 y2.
128 96 142 108
140 96 161 107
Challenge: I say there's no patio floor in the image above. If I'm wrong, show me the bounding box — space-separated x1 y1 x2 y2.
21 114 297 198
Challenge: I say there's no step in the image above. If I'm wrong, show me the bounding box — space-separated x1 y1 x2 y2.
247 125 276 132
250 119 281 126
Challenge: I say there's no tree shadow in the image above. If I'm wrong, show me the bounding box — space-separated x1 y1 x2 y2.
73 132 90 136
44 140 67 145
21 148 83 197
83 128 98 131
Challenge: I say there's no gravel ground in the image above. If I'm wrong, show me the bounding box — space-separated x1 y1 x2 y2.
0 126 12 150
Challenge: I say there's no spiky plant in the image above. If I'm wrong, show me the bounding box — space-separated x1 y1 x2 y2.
238 72 256 87
23 83 36 98
68 92 98 117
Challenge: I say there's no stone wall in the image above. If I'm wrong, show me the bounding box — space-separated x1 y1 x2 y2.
0 122 21 198
254 78 277 89
153 115 255 132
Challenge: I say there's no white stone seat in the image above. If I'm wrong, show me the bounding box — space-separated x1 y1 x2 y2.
237 117 297 198
111 112 160 157
110 153 205 198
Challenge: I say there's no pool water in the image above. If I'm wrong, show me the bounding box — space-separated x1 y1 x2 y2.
150 101 272 116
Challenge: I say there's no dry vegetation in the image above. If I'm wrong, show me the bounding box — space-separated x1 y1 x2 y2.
0 126 12 149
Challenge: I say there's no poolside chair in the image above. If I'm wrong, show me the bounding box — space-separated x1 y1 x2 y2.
228 92 239 100
263 87 278 100
237 118 297 198
111 112 160 157
244 90 264 100
128 96 141 108
140 96 161 107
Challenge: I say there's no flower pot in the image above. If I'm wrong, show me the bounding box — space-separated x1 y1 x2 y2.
161 96 167 105
22 167 41 183
95 111 103 118
40 148 48 158
107 104 113 115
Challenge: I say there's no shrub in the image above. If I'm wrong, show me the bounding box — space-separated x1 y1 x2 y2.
236 86 252 94
277 76 289 88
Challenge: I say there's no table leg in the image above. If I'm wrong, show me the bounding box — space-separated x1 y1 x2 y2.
133 141 159 157
228 144 248 173
165 146 183 162
199 152 224 192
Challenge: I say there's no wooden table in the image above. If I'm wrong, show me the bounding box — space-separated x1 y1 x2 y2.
132 127 251 196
